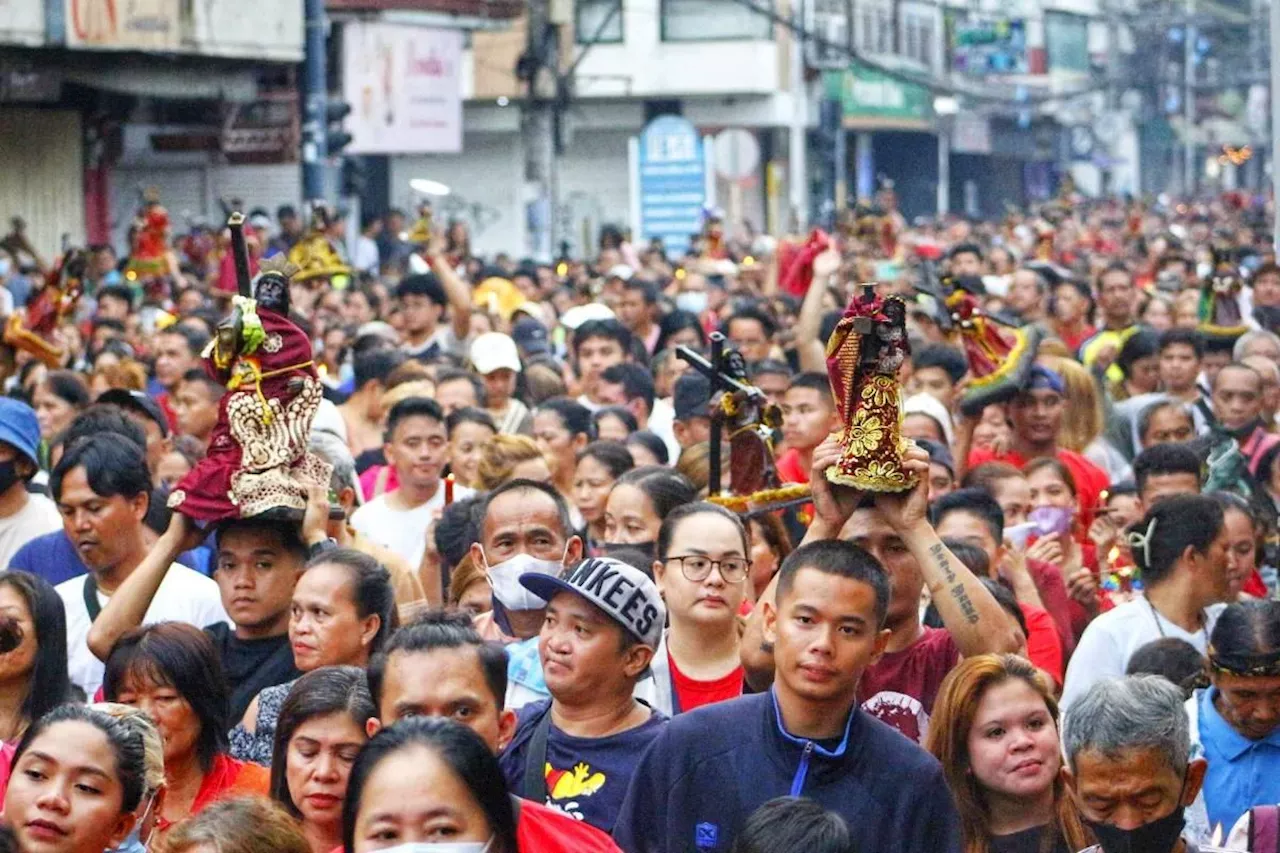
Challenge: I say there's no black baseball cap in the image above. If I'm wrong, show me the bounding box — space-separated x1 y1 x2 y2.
512 317 551 356
97 389 170 438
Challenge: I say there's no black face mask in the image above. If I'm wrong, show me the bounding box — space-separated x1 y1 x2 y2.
1254 304 1280 332
0 460 23 495
1083 804 1186 853
602 540 656 562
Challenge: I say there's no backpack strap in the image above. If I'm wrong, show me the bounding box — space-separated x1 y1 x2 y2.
520 705 553 803
1249 804 1280 853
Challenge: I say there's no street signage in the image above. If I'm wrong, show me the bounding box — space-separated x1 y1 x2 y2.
636 115 706 258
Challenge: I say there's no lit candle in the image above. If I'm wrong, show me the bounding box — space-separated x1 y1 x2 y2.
444 473 455 506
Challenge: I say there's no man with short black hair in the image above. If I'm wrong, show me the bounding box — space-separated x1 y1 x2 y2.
97 388 172 479
1133 442 1203 508
907 344 967 409
95 285 133 322
351 397 473 574
1211 362 1279 474
598 363 658 431
397 265 472 360
574 318 632 410
777 372 839 485
339 348 406 457
435 367 486 416
948 243 985 278
1007 267 1050 326
615 537 962 853
53 434 227 699
501 557 668 833
723 308 776 363
151 325 209 428
171 369 223 451
618 279 661 354
671 372 713 450
367 611 623 851
1159 328 1207 407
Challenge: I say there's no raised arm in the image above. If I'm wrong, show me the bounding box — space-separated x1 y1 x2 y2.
794 248 841 374
429 238 472 342
877 447 1021 657
87 514 200 661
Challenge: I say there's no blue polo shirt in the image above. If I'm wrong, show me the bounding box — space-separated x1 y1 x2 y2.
9 531 213 584
1198 685 1280 834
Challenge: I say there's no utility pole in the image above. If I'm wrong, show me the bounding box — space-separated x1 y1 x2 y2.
301 0 328 200
789 0 809 229
1183 0 1196 196
1272 0 1280 247
521 0 559 261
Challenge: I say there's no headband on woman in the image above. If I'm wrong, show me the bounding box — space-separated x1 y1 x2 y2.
1208 646 1280 677
1127 517 1158 568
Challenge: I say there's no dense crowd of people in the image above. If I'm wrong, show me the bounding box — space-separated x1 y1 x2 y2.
0 189 1277 853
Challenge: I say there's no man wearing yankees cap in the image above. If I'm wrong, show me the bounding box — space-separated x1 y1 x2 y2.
498 556 668 835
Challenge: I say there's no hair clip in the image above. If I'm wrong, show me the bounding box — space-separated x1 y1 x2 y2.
1126 516 1158 567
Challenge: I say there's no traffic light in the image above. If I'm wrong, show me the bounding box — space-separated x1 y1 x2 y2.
326 98 353 158
341 157 368 199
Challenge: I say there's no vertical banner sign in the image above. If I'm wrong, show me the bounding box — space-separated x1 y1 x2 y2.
637 116 706 258
343 22 463 154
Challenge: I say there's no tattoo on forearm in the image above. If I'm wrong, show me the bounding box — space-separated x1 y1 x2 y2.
929 543 958 586
929 543 979 624
951 584 980 624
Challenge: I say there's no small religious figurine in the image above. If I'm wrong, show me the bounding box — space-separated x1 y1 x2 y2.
1198 246 1249 345
824 285 918 492
936 276 1043 417
698 207 730 261
168 246 331 523
3 248 86 368
288 202 352 285
125 189 173 281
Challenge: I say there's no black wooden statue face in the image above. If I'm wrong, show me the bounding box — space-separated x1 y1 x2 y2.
255 273 291 315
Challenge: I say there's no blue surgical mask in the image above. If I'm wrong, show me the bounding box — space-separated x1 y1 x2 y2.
676 291 708 314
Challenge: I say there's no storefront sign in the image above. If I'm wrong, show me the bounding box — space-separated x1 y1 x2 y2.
635 115 706 257
823 64 932 129
65 0 180 50
342 21 463 155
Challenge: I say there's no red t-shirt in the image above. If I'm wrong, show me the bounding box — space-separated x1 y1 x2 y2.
966 446 1110 518
669 650 744 712
1020 602 1064 687
776 448 809 484
518 798 623 851
1026 558 1075 656
858 626 960 744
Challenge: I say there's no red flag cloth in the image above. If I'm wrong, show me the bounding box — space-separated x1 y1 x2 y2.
777 229 830 297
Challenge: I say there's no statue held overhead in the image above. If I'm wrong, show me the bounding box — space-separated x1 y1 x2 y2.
825 285 918 493
168 213 331 524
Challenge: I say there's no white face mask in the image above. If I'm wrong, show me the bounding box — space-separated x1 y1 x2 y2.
378 841 492 853
483 549 566 611
675 291 708 314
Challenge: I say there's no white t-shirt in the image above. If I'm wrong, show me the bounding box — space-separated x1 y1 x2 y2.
1060 596 1225 715
350 480 476 569
0 493 61 569
646 397 681 464
57 565 230 699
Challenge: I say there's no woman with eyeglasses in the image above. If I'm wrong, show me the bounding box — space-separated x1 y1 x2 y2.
637 502 751 716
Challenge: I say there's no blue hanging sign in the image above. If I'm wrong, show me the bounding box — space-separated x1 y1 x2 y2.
637 115 705 258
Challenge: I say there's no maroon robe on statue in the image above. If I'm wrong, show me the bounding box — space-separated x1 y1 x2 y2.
168 306 330 523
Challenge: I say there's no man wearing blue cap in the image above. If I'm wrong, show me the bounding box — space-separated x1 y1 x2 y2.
0 398 61 567
965 364 1110 517
499 555 667 835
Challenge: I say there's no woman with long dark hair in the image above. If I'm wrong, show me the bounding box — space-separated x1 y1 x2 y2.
103 622 269 843
3 704 148 853
573 441 634 553
270 667 376 853
343 717 518 853
0 570 71 743
927 654 1091 853
232 549 396 765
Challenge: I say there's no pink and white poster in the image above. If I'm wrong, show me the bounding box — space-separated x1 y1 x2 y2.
343 21 463 154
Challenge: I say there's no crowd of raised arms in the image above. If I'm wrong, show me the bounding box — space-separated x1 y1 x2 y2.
0 190 1278 853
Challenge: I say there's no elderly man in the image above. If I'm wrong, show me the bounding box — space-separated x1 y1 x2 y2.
1063 675 1208 853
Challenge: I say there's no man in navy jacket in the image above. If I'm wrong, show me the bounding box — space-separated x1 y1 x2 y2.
613 487 963 852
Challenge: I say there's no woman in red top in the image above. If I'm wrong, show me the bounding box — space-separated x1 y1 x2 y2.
104 622 269 844
651 502 749 714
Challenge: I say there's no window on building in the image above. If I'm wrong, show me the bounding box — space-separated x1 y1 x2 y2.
1045 11 1088 72
861 8 874 51
661 0 773 40
905 16 918 61
920 17 933 66
876 8 890 53
577 0 624 43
